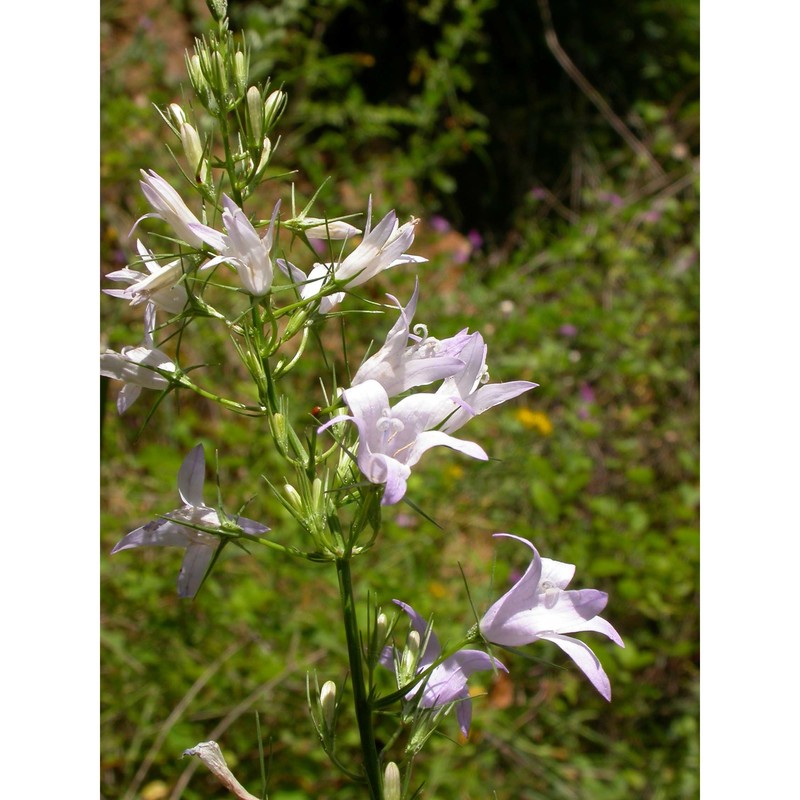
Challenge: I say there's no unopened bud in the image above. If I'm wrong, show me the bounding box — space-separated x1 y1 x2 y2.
213 51 227 94
400 630 421 681
383 762 401 800
246 86 263 144
187 54 209 97
375 613 388 649
263 89 287 132
206 0 228 23
283 483 303 515
180 122 207 183
320 681 337 733
304 219 362 240
169 103 187 127
268 413 289 456
256 137 272 174
233 51 248 97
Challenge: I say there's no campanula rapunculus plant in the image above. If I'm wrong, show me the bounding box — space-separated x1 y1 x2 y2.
102 3 622 797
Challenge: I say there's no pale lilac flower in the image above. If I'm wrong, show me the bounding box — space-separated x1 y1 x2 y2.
278 198 426 313
352 281 470 397
529 187 548 200
579 383 595 404
104 240 188 314
318 379 488 505
381 600 507 736
134 169 205 248
467 229 483 250
190 195 281 297
111 445 269 598
100 304 177 414
428 215 451 234
480 534 624 700
558 323 578 338
598 191 624 208
433 333 537 433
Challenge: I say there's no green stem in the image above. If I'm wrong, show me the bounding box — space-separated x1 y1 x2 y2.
336 557 382 799
177 377 267 416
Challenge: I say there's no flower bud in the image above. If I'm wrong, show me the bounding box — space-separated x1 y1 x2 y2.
169 103 187 127
180 122 207 184
383 762 401 800
233 50 248 97
187 54 210 99
399 630 421 684
245 86 263 144
319 680 337 734
375 613 388 649
263 89 287 133
268 412 290 457
206 0 228 23
283 483 303 515
256 137 272 174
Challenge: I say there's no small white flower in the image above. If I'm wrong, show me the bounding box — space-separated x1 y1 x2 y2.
190 195 281 297
278 198 426 312
134 169 205 248
100 304 177 414
104 240 188 314
352 281 470 397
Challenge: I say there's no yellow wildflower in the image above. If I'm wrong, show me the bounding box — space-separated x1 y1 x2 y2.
515 408 553 435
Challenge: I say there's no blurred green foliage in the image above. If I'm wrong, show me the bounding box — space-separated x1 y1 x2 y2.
101 1 698 798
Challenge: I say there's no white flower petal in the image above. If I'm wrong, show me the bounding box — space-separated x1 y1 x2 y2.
539 633 612 701
178 444 206 507
177 541 218 598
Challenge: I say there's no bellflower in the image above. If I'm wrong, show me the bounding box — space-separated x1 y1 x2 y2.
111 444 269 598
278 198 426 313
318 379 487 505
351 281 471 397
480 534 624 700
189 195 281 297
100 304 177 414
134 169 205 248
380 600 507 737
434 332 537 433
104 239 188 314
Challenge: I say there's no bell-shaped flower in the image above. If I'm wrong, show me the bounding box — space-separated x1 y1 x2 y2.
104 240 188 314
380 600 507 737
480 534 624 701
111 445 269 598
435 333 538 433
190 196 281 297
319 379 487 505
277 198 426 313
352 281 471 397
100 304 177 414
134 169 205 249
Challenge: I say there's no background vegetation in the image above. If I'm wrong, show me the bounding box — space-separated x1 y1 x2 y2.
100 1 699 798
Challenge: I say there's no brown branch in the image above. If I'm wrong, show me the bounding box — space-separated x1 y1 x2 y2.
536 0 665 178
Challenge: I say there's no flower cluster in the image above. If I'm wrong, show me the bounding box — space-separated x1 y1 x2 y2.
318 281 537 504
379 533 623 736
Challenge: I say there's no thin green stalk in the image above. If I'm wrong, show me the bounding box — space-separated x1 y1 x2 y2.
336 557 382 800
